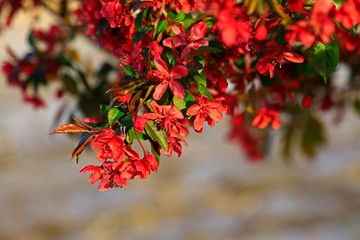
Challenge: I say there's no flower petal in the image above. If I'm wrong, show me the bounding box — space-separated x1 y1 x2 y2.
189 22 208 41
194 113 206 131
284 52 305 63
186 104 201 115
191 39 209 50
163 37 187 48
154 56 169 74
169 80 185 99
153 81 169 100
170 65 188 79
172 24 185 35
208 110 223 122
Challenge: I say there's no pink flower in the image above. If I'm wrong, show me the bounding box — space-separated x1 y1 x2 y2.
152 56 188 100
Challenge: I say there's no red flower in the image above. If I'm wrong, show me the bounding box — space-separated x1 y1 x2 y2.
152 56 188 100
252 108 281 130
286 0 335 46
120 153 158 180
255 41 304 79
302 94 312 108
91 129 127 162
116 41 144 73
23 95 46 109
80 165 105 185
164 136 188 157
101 0 132 28
186 96 229 132
214 5 252 47
133 115 149 133
115 93 132 103
335 0 360 29
149 40 163 58
144 101 189 137
163 22 209 63
287 0 306 12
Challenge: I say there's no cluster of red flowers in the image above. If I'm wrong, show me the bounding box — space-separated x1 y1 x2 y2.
1 25 68 108
2 0 360 190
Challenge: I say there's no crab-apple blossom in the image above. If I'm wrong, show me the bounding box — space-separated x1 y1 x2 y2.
186 96 229 132
5 0 360 191
252 108 281 130
152 57 188 100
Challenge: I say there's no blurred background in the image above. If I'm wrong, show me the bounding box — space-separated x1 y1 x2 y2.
1 6 360 240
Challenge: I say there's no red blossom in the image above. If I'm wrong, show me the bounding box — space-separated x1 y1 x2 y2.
133 115 149 133
186 96 229 132
101 0 132 28
335 0 360 29
252 108 281 130
120 153 158 180
163 22 209 63
286 0 335 46
287 0 306 12
164 136 188 157
255 41 304 79
152 56 188 100
91 129 127 162
302 94 312 108
144 101 189 137
214 4 252 48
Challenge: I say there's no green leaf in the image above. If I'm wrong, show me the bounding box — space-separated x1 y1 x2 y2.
149 139 161 161
27 31 36 50
145 121 168 150
62 74 79 95
183 47 219 60
155 20 168 37
333 18 357 36
106 79 147 95
108 107 125 126
175 9 185 21
124 65 135 76
300 116 326 158
193 74 207 87
135 10 144 32
310 40 339 83
182 19 196 29
332 0 346 4
100 105 109 116
197 84 213 99
354 100 360 116
198 46 222 52
173 91 195 111
98 63 114 78
119 114 133 127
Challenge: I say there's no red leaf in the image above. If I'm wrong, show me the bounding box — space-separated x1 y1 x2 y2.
71 133 96 160
73 117 99 130
50 124 96 134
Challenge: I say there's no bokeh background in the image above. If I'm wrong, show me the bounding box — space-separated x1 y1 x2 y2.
1 7 360 240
